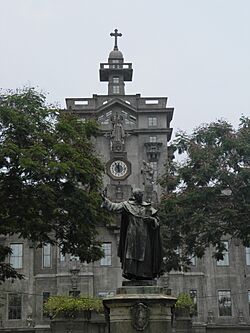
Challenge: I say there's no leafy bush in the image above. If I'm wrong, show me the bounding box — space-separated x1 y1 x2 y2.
175 293 194 310
44 295 103 318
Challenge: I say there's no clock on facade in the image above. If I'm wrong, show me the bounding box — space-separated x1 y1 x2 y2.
110 160 128 177
106 158 131 180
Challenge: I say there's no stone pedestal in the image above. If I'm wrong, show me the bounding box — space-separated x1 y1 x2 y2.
103 281 176 333
173 310 192 333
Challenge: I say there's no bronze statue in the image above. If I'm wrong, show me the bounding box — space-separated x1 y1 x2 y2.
101 188 163 280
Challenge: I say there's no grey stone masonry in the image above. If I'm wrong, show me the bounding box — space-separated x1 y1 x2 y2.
103 282 176 333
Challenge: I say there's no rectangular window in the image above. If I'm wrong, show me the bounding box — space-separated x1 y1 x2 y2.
149 136 157 143
246 247 250 265
110 59 121 69
145 99 159 105
189 290 198 316
43 244 51 268
112 86 120 94
148 117 157 127
217 241 229 266
8 293 22 320
42 292 50 317
218 290 232 316
74 100 88 105
10 244 23 269
112 76 119 84
100 243 112 266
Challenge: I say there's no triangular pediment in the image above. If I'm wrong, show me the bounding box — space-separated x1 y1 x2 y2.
96 98 137 125
96 98 137 115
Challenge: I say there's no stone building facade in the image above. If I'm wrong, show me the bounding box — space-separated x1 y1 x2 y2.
169 242 250 332
0 30 250 333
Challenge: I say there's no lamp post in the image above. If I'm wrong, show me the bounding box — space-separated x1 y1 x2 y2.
69 257 80 297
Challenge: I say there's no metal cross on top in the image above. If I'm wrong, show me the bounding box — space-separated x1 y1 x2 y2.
110 29 122 50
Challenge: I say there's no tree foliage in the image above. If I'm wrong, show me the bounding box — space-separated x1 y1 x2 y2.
160 117 250 271
0 88 107 282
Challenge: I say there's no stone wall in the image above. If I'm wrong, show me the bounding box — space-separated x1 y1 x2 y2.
49 312 107 333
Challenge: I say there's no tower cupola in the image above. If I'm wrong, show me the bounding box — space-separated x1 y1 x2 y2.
99 29 133 96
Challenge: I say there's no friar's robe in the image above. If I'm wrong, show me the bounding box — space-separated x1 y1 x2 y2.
103 198 163 280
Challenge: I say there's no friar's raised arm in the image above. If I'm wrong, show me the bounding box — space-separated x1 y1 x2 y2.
101 196 125 213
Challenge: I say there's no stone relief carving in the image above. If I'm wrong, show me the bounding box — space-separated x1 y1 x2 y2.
110 113 125 152
130 302 150 331
141 160 154 186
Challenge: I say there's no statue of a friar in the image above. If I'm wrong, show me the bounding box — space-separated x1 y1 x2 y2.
101 188 163 280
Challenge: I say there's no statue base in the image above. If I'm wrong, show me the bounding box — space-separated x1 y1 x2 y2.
103 282 176 333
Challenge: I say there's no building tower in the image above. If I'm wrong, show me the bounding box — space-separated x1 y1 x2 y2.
100 29 133 96
66 29 174 203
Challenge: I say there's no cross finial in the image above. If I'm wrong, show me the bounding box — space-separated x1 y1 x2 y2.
110 29 122 50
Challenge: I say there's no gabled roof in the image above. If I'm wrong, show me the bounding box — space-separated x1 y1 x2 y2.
96 97 137 117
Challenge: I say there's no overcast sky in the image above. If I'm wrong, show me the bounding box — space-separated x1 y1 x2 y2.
1 0 249 136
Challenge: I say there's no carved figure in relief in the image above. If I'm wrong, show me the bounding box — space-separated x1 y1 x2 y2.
111 113 125 144
141 160 154 186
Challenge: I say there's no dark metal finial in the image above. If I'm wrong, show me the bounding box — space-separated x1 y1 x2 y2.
110 29 122 50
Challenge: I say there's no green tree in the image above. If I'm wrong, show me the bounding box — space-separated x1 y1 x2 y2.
160 117 250 271
0 88 107 282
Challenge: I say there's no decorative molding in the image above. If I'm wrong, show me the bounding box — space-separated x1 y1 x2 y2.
130 302 150 331
144 142 162 161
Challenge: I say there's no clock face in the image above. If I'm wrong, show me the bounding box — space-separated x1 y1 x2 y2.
110 160 128 178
